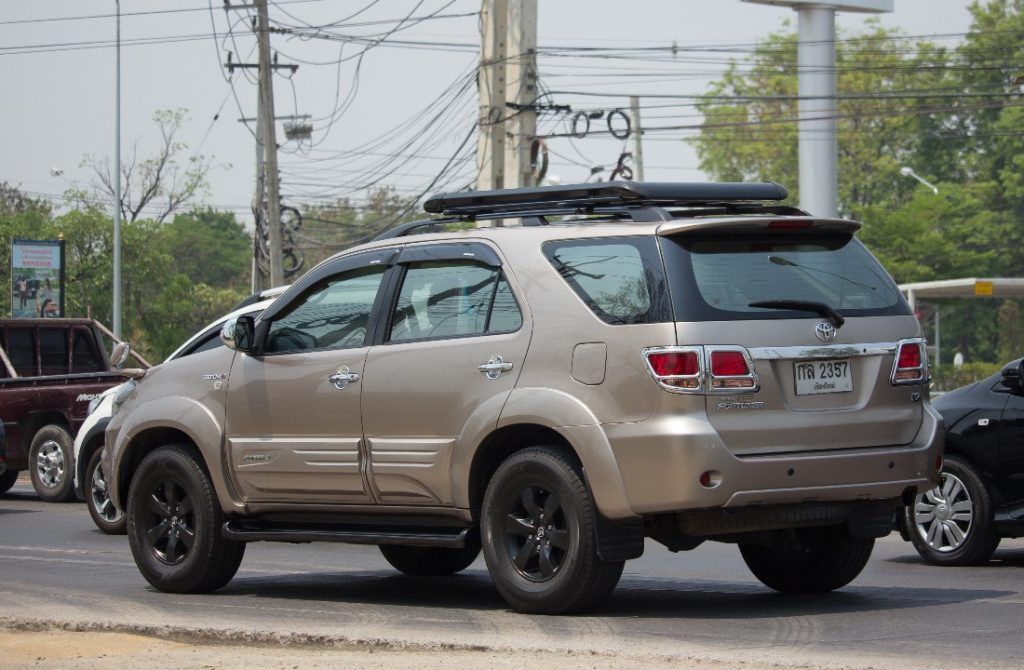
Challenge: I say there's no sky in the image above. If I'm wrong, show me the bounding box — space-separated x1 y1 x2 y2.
0 1 976 226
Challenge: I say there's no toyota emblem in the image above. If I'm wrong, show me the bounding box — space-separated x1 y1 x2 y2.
815 322 837 343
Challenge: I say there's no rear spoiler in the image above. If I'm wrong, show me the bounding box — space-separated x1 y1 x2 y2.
657 217 862 237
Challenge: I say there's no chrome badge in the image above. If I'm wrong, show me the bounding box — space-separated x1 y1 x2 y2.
814 321 837 343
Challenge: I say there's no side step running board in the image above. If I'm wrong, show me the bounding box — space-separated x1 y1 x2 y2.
222 521 469 548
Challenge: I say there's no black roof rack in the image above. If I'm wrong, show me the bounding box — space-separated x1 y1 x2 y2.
372 181 794 241
424 181 788 216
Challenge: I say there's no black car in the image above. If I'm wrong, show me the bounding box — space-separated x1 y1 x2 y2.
901 358 1024 565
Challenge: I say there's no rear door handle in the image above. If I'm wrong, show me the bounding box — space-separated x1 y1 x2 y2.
479 355 513 380
329 367 360 390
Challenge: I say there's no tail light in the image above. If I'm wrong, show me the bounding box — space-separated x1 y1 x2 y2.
644 347 703 392
709 348 759 390
643 346 759 394
890 339 927 385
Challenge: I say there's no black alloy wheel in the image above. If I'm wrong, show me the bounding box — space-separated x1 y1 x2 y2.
502 485 570 582
142 478 196 565
127 444 244 593
481 446 624 614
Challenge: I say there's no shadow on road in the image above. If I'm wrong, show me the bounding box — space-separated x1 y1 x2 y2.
886 548 1024 568
213 569 1012 619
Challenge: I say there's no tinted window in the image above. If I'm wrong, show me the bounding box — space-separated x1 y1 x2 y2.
39 328 68 375
487 277 523 333
4 328 35 376
660 234 910 322
543 237 670 325
391 261 497 342
266 266 385 353
72 328 103 372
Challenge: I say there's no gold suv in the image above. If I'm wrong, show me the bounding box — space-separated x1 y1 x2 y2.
104 182 942 613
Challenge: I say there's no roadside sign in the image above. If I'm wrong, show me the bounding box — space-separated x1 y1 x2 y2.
974 280 994 297
10 239 65 318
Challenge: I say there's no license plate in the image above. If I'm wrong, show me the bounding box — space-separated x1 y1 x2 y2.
794 359 853 395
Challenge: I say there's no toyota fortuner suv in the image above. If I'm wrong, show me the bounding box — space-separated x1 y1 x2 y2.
104 182 942 614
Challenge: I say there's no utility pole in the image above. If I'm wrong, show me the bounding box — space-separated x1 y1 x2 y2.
113 0 122 339
629 96 644 182
255 0 284 287
476 0 507 193
251 90 265 292
504 0 537 189
226 1 298 287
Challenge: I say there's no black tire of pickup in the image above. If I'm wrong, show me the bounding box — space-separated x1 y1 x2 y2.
85 448 126 535
739 524 874 593
380 535 481 576
127 444 244 593
29 425 76 502
481 446 624 614
0 469 18 494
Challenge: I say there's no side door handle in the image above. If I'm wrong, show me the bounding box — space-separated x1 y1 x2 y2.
329 366 360 390
479 355 513 380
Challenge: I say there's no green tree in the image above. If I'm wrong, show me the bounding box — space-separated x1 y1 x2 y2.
692 23 958 213
162 208 250 288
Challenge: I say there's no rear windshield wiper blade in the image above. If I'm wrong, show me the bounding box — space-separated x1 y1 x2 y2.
748 300 845 328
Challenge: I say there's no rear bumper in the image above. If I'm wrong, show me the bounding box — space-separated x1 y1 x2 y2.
606 402 943 518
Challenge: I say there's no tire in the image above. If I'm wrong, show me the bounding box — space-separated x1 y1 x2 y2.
480 446 624 614
740 524 874 593
903 455 1000 566
380 534 481 576
85 448 126 535
126 444 245 593
29 425 76 502
0 469 18 494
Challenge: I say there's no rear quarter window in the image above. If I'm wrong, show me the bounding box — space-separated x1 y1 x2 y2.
659 233 910 322
543 236 671 325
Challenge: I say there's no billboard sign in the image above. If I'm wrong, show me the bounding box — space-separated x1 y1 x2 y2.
11 239 65 318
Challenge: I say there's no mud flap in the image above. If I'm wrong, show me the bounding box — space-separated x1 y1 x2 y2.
847 500 900 540
595 514 645 561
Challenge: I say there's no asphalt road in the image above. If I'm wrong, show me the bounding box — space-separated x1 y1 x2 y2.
2 480 1022 669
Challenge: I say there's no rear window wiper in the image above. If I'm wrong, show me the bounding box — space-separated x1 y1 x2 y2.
748 300 845 328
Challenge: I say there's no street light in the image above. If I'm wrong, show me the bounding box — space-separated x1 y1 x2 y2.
899 167 939 195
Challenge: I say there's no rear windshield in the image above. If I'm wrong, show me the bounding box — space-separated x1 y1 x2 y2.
660 233 910 322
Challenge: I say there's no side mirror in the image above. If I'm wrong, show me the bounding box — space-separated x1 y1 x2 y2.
221 315 256 353
110 342 131 369
1000 359 1024 390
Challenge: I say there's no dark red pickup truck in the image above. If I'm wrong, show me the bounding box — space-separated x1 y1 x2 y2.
0 319 129 500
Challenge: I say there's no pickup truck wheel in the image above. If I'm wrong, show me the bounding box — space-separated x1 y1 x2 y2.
127 444 244 593
85 448 126 535
0 469 18 494
903 455 1000 566
740 524 874 593
29 425 76 502
379 535 481 576
481 446 624 614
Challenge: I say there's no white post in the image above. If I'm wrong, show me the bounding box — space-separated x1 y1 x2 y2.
796 6 838 219
935 306 940 372
630 95 645 181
